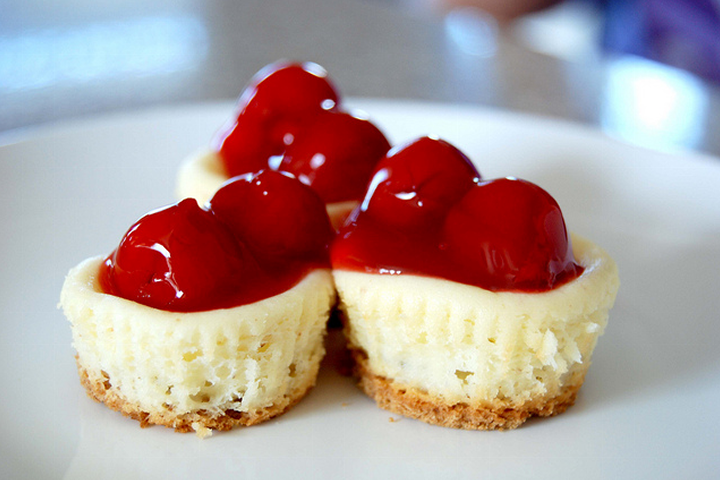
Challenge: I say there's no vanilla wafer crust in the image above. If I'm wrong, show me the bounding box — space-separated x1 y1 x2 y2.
350 349 584 430
77 359 317 434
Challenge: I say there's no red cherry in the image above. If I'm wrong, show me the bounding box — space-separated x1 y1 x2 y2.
101 199 258 311
441 178 580 291
279 110 391 203
208 170 333 265
331 136 582 292
362 137 480 230
215 61 340 178
213 115 280 177
239 61 339 124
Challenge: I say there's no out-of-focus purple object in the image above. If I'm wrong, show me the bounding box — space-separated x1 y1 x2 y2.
600 0 720 83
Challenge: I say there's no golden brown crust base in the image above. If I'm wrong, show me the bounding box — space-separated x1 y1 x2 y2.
77 359 317 434
350 349 584 430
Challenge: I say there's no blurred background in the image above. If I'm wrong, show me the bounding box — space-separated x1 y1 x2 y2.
1 0 719 156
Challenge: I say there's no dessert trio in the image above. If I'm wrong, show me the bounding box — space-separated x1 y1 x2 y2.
60 61 619 436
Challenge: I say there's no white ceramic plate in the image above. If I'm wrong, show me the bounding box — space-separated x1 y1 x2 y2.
2 100 719 479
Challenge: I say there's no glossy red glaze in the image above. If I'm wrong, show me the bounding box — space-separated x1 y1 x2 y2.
362 137 480 230
208 170 333 265
101 171 332 312
441 178 582 291
213 115 279 176
214 61 389 202
238 61 339 126
279 110 392 203
332 138 583 292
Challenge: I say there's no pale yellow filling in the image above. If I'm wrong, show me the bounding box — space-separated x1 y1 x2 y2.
334 234 619 406
175 149 228 206
61 257 335 416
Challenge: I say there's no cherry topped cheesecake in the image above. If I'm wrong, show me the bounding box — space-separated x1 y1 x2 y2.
176 61 391 229
60 171 336 436
331 137 619 430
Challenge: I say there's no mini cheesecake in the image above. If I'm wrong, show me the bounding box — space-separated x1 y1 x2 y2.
176 61 390 230
331 137 620 430
62 258 334 437
334 235 617 430
61 170 336 436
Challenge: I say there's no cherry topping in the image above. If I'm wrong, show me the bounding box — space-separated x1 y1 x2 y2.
279 110 392 203
332 138 583 292
101 172 332 312
208 170 333 265
361 137 480 230
215 61 340 178
213 62 390 204
101 199 256 311
213 115 278 176
238 61 339 126
441 178 581 291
